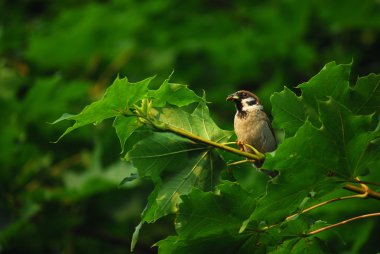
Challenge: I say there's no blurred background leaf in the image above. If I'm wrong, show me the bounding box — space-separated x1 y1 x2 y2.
0 0 379 253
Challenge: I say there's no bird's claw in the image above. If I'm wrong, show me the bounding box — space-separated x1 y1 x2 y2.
236 140 245 151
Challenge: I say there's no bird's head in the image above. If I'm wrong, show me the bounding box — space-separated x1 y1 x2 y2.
226 90 263 113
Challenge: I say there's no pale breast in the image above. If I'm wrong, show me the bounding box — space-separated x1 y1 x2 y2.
234 110 277 153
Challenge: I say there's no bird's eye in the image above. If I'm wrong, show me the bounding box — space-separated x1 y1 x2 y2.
241 92 247 97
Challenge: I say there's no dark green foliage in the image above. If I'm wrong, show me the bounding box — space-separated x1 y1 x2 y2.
50 62 379 253
1 0 380 253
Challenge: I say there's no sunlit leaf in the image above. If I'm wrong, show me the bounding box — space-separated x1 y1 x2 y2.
48 63 380 253
298 62 351 108
113 115 142 153
127 102 232 249
148 75 204 107
53 76 153 141
157 102 233 142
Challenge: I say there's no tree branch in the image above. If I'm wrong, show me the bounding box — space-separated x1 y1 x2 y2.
307 212 380 235
133 108 266 161
261 189 370 231
132 108 380 202
285 192 365 222
343 184 380 200
163 122 380 201
162 122 380 201
165 124 265 161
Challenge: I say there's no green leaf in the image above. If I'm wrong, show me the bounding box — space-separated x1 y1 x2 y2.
298 62 351 107
127 102 232 250
133 104 232 221
271 87 306 137
270 62 354 137
149 76 204 107
278 62 351 128
318 98 377 177
349 73 380 115
244 89 379 231
245 121 340 226
177 183 256 237
241 64 380 241
270 237 329 254
131 221 143 252
53 76 153 141
126 132 200 181
157 102 233 142
157 233 263 254
126 132 222 223
157 183 259 254
112 116 142 153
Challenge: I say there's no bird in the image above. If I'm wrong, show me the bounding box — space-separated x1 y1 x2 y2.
226 90 277 167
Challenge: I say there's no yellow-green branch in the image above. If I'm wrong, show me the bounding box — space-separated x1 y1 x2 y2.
132 105 265 161
165 124 265 161
131 107 380 204
344 183 380 200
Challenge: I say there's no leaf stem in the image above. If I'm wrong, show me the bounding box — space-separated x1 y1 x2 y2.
307 212 380 235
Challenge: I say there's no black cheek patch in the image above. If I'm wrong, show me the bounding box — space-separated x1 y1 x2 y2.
246 99 256 106
235 101 243 112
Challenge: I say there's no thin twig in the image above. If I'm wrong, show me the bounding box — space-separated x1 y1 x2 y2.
286 193 364 221
284 179 370 221
261 192 367 231
307 212 380 235
261 181 375 231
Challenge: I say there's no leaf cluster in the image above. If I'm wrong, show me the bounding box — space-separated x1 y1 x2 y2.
2 0 380 252
53 62 380 253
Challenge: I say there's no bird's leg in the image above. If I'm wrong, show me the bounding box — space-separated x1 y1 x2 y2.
220 141 246 151
223 141 265 167
221 141 244 150
237 140 245 151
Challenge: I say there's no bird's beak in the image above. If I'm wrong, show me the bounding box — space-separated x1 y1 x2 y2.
226 93 239 101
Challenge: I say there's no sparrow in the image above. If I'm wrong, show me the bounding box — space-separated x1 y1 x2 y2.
226 90 277 167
